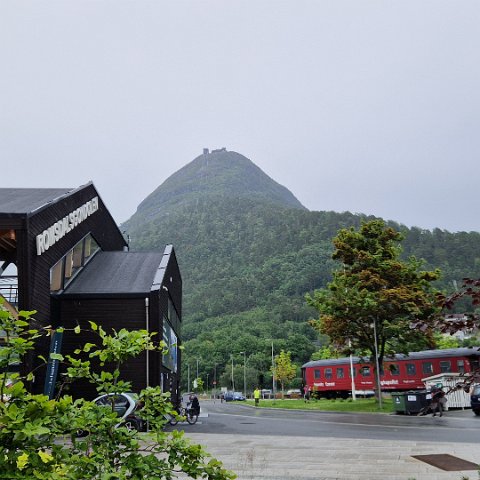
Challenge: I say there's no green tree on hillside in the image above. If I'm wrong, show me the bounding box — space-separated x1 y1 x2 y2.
306 220 442 400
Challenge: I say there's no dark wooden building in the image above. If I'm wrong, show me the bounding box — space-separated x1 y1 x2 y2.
0 182 182 403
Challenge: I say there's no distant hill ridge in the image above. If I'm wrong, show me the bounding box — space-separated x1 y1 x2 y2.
131 149 306 226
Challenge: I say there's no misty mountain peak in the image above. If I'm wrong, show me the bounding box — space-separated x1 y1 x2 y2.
132 149 306 222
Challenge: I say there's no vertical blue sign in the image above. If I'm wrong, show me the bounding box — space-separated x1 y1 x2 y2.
43 330 63 399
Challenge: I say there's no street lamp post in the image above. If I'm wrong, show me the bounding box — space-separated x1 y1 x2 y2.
271 342 276 399
231 355 235 391
240 351 246 396
348 339 356 401
372 319 382 409
213 363 217 403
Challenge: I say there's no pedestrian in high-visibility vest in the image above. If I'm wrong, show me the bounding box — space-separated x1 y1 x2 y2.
254 387 261 407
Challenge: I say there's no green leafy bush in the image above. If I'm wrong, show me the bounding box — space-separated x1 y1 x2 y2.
0 299 235 479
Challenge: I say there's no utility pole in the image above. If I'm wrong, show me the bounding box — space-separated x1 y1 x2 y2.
372 319 382 409
240 351 246 396
271 342 276 398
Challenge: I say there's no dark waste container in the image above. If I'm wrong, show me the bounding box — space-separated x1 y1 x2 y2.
392 390 430 415
392 392 407 414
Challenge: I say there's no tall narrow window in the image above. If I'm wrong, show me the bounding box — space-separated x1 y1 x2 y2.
64 251 73 280
50 259 64 292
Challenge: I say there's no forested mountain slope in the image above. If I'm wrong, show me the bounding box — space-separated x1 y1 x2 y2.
122 149 480 389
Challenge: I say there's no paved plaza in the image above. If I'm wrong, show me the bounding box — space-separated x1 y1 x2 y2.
181 406 480 480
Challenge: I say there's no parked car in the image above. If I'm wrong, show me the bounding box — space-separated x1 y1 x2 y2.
286 389 302 398
93 392 145 431
470 384 480 416
222 391 246 401
223 391 235 402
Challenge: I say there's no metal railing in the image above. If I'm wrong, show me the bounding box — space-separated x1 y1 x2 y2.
0 277 18 306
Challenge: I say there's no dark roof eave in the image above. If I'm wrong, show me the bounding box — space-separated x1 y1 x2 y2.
55 292 155 300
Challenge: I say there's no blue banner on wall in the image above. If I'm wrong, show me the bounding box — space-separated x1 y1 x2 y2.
43 330 63 399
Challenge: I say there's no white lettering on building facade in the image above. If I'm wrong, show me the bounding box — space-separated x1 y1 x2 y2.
36 197 99 256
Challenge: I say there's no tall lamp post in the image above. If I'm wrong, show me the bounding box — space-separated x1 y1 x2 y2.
271 341 276 399
372 319 382 409
239 351 246 396
348 339 356 401
231 355 235 391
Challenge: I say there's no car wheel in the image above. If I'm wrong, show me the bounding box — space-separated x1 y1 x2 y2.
473 409 480 416
124 417 141 431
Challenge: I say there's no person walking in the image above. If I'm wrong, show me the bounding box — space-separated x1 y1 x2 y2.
254 387 261 407
431 387 445 417
303 385 311 403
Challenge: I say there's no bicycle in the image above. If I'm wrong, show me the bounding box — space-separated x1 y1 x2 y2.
167 406 198 425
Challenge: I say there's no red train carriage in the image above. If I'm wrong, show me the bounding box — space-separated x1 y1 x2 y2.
302 347 480 398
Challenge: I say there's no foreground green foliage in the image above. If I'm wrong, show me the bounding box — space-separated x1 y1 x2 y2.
0 300 236 480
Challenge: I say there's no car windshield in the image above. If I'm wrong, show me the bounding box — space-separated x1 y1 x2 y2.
472 386 480 395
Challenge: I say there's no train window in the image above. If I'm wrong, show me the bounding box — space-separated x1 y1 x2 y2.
389 364 400 376
336 367 344 379
422 362 433 375
325 368 333 380
314 369 321 379
406 363 416 376
439 361 451 373
457 360 465 374
360 366 370 377
349 368 357 378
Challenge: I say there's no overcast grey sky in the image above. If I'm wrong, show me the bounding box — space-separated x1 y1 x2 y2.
1 1 479 232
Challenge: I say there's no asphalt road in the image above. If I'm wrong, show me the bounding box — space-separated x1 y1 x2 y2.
171 399 480 444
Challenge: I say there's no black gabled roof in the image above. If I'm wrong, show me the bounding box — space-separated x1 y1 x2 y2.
61 251 165 296
0 187 79 216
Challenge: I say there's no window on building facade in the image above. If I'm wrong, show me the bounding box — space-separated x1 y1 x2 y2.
422 362 433 375
390 364 400 376
406 363 416 376
50 234 100 292
440 360 451 373
360 366 370 377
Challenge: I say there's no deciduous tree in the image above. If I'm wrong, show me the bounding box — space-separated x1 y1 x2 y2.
272 350 296 398
306 220 442 400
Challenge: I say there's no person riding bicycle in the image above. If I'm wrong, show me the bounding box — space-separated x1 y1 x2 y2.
188 394 200 416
